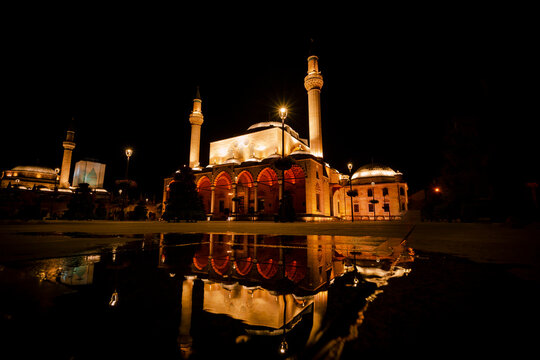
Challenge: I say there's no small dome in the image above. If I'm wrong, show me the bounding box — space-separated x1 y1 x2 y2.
351 164 402 182
12 166 57 175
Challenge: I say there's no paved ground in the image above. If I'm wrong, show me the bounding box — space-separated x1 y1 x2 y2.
1 218 539 357
1 219 539 280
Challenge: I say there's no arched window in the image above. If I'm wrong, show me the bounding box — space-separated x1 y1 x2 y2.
382 187 388 196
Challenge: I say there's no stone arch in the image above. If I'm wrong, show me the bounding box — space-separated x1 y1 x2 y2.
284 165 306 214
213 171 233 219
236 170 255 215
213 171 232 188
256 167 279 217
257 167 278 185
197 176 212 214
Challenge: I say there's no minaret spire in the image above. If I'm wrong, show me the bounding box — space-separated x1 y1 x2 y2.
59 117 76 188
188 87 204 170
304 43 324 158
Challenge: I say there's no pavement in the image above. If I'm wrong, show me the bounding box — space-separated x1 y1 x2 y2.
1 218 539 280
1 217 539 356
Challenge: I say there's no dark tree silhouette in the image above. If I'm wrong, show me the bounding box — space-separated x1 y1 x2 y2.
162 166 205 222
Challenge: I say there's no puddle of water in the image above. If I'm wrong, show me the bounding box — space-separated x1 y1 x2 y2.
0 233 414 359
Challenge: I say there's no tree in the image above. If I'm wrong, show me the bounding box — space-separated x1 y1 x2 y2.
162 166 206 222
130 200 148 220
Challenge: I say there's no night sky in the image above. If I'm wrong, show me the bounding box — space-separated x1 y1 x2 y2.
1 10 537 198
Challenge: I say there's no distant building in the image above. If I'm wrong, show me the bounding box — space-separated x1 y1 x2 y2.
338 164 408 220
73 160 106 189
0 121 110 219
1 166 59 190
164 50 408 221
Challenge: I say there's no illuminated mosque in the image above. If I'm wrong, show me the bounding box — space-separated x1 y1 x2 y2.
164 51 408 221
1 121 107 193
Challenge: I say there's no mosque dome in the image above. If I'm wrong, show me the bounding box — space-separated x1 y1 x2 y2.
12 166 57 175
350 164 403 184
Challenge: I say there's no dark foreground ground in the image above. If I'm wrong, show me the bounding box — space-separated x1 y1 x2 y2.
1 219 539 357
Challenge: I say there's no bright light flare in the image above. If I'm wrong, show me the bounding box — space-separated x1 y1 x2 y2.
279 107 288 120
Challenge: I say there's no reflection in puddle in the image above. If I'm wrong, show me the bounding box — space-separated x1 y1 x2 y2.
0 233 414 359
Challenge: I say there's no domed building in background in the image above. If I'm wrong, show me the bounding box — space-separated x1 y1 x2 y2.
336 163 408 220
0 166 60 190
0 122 110 219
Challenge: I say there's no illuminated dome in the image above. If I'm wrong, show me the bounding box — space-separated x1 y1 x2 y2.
351 164 403 184
12 166 57 175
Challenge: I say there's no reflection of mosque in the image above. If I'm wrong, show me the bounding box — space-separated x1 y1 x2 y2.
30 233 413 358
159 233 415 358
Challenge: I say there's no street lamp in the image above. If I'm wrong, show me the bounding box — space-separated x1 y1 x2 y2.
279 107 287 159
49 168 60 219
278 107 288 221
347 163 355 222
125 148 133 180
370 181 379 220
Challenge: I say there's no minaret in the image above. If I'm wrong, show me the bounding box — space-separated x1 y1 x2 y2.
59 118 76 188
304 50 324 158
188 87 204 170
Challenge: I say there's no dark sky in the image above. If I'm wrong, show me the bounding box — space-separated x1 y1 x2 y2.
1 9 537 197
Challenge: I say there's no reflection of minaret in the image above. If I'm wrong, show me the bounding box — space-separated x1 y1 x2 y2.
59 118 76 188
304 44 324 158
189 87 204 170
178 276 195 357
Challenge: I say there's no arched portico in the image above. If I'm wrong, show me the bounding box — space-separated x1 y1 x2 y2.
213 171 233 219
236 170 254 216
284 165 306 214
197 176 212 214
256 167 279 217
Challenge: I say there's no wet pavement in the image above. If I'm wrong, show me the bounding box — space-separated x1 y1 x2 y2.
0 221 539 358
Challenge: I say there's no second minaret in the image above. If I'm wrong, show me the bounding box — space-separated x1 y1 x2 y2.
304 54 324 158
59 119 76 188
189 87 204 170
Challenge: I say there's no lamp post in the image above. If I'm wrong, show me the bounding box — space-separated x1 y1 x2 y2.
370 181 377 220
279 107 287 221
49 168 60 219
347 163 354 222
125 148 133 180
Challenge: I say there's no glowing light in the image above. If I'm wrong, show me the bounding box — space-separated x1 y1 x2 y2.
279 340 288 354
352 169 398 179
434 187 441 193
279 107 288 120
125 148 133 158
109 291 119 307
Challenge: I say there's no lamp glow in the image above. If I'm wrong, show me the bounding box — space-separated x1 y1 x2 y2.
279 107 287 120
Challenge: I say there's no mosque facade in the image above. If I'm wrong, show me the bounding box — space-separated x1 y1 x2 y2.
163 52 408 221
